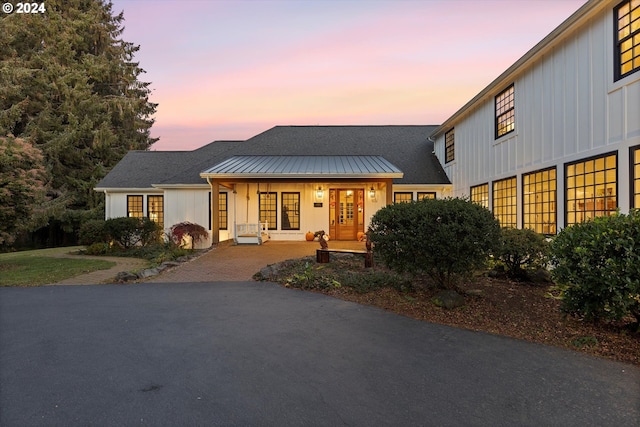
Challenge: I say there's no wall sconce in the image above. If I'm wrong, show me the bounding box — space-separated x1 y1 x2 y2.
315 186 324 199
369 187 376 199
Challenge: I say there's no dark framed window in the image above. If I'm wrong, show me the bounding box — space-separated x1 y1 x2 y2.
259 192 277 230
632 145 640 208
147 195 164 229
495 84 515 139
566 153 617 225
470 183 489 209
281 192 300 230
394 192 413 203
445 128 455 163
417 192 436 200
615 0 640 81
208 192 228 230
127 195 143 218
523 167 556 235
219 192 227 230
492 177 517 228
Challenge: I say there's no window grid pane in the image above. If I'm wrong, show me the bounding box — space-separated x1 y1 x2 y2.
523 168 557 234
417 192 436 200
148 196 164 229
394 192 413 203
259 192 277 230
219 193 228 230
633 146 640 208
616 0 640 80
281 192 300 230
566 154 617 225
127 195 143 218
495 85 515 138
470 184 489 209
493 177 517 228
208 192 228 230
445 128 455 163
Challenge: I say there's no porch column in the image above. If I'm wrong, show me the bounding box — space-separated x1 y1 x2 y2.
211 179 220 245
384 178 393 205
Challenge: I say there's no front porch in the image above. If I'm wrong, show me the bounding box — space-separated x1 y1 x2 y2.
201 155 402 244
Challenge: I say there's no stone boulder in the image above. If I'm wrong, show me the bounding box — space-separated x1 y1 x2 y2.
432 290 466 309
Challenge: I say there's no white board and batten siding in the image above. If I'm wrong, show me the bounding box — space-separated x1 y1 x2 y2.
435 0 640 230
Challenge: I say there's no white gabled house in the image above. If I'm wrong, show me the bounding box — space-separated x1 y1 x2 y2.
95 126 452 247
431 0 640 234
96 0 639 246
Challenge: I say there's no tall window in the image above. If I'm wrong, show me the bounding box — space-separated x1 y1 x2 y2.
633 146 640 208
259 192 277 230
495 84 515 139
148 195 164 229
208 192 228 230
281 192 300 230
523 168 556 234
615 0 640 80
417 192 436 200
127 195 143 218
493 177 517 228
445 128 455 163
394 192 413 203
566 153 617 225
470 184 489 209
219 192 227 230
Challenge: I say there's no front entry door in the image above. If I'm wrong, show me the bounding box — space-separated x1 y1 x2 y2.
330 188 364 240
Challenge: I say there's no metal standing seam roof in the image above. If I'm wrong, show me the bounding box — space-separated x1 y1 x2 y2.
200 155 404 179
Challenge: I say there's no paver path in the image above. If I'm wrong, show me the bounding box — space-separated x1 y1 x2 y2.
148 240 366 282
47 249 149 286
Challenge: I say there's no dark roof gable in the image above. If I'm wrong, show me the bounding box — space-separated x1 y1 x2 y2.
96 126 450 188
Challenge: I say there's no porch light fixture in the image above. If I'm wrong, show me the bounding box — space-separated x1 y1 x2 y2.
316 186 324 199
369 187 376 199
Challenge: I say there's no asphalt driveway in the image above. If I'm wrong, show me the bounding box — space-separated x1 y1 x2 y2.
1 281 639 426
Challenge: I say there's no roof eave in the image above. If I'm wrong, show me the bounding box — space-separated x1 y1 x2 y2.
94 187 162 192
199 173 404 179
430 0 605 139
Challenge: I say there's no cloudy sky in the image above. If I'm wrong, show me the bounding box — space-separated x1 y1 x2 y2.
109 0 588 151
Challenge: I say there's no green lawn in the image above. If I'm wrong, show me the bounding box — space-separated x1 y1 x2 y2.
0 247 116 287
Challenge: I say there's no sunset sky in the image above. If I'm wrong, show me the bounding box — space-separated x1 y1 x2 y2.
110 0 588 151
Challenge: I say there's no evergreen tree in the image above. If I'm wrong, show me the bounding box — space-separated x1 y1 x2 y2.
0 137 47 245
0 0 157 244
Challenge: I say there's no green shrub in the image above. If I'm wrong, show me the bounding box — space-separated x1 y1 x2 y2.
104 217 161 249
79 220 109 245
550 210 640 324
369 197 501 288
85 242 110 255
338 269 413 293
495 228 550 279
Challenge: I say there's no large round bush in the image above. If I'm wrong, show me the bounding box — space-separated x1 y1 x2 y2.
550 210 640 324
368 197 501 288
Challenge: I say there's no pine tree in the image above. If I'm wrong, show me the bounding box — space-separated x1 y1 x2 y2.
0 0 157 244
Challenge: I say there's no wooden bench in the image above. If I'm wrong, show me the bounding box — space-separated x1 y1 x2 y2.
316 248 373 268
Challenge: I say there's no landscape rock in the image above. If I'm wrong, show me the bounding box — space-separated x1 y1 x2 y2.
115 271 138 283
137 267 161 279
432 290 466 309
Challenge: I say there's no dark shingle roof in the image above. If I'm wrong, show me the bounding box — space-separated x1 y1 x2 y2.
96 126 450 188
